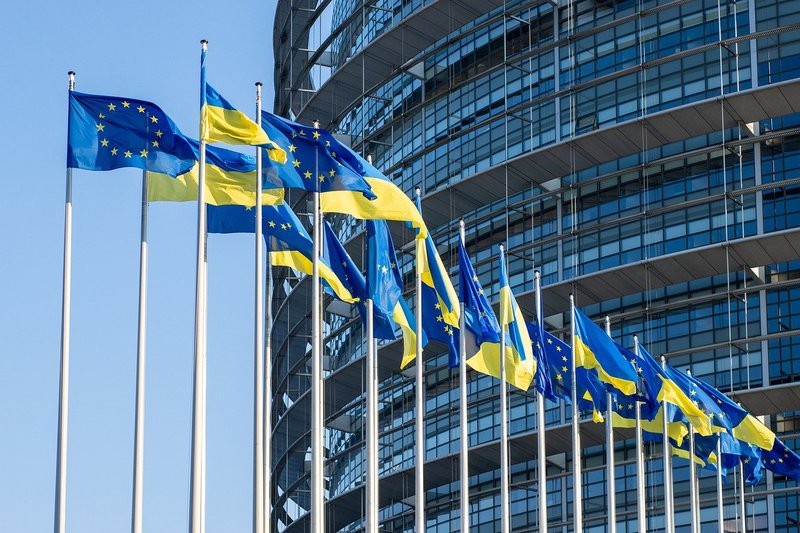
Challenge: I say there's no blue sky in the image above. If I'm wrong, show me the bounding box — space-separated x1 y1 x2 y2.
0 1 280 531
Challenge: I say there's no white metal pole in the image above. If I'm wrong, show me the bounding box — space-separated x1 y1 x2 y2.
458 220 470 533
739 459 746 533
661 356 674 533
604 316 616 533
414 187 426 533
366 299 378 532
633 335 646 533
55 70 76 533
499 245 510 533
310 125 324 533
263 249 273 533
570 294 583 533
686 372 699 533
253 82 265 533
534 271 547 533
189 38 209 533
716 437 724 532
131 170 149 533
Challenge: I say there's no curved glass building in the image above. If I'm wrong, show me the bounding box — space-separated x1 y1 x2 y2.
271 0 800 531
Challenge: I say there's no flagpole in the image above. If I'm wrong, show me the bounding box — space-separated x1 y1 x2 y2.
738 458 746 533
189 39 209 533
687 369 699 533
534 271 547 533
263 248 273 532
311 122 324 533
253 82 265 533
660 356 674 533
632 335 646 532
716 437 724 532
366 298 378 532
458 220 469 533
603 316 616 533
414 186 426 533
688 421 699 533
131 170 149 533
498 245 510 533
54 70 76 533
569 294 583 533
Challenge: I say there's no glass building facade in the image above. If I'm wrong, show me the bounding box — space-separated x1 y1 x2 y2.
272 0 800 530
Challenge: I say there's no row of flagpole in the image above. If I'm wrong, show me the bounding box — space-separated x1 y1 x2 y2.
54 44 767 533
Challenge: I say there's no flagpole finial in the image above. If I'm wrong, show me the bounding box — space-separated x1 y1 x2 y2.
255 81 262 87
633 333 639 342
459 218 465 229
313 119 320 129
200 39 208 50
415 186 421 197
67 71 75 91
534 269 540 280
660 355 666 363
367 153 373 164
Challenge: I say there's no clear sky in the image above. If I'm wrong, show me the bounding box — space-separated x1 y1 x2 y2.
0 1 280 531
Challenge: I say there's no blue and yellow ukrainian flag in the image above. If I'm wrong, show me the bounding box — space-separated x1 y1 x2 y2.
365 219 421 363
404 198 459 368
147 140 283 206
68 91 196 177
320 141 427 238
205 203 355 303
573 307 639 397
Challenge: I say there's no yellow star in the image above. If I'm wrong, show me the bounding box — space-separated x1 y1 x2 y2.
318 174 325 182
137 105 145 113
628 404 633 410
150 116 158 124
331 151 337 158
245 205 253 211
556 346 561 352
280 223 287 230
690 389 696 396
291 132 297 138
303 170 312 179
556 374 563 382
268 221 276 228
152 140 159 148
122 101 131 108
155 130 163 138
98 113 105 119
443 325 449 333
292 160 301 168
381 266 388 274
100 138 109 147
286 223 292 229
312 131 320 140
547 338 553 344
562 356 567 362
140 148 148 158
472 275 478 282
478 288 484 295
329 169 335 177
299 130 305 136
562 366 567 373
96 123 105 132
108 103 117 111
124 150 133 158
436 316 443 322
110 148 118 156
288 144 296 153
390 262 396 268
325 140 331 147
434 303 441 309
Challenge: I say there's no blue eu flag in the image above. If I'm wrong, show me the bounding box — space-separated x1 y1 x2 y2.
68 92 196 177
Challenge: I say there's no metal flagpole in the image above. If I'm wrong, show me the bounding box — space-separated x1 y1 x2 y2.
534 271 547 533
253 82 265 533
688 421 699 533
687 369 699 533
55 70 76 533
604 316 616 533
311 122 324 533
189 39 209 533
660 356 675 533
414 186 426 533
263 247 274 532
131 170 149 533
366 299 378 532
716 437 724 532
632 335 646 532
458 220 469 533
499 245 510 533
569 294 582 533
738 459 746 533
